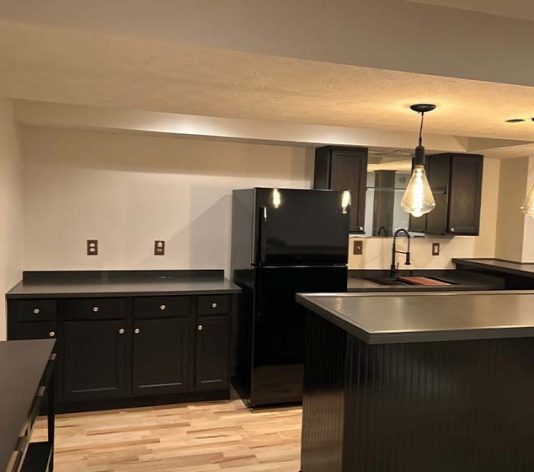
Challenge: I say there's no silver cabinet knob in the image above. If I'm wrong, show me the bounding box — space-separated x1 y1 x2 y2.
134 328 140 334
450 227 455 233
92 306 99 313
211 302 218 309
160 304 166 311
359 226 364 231
197 325 203 331
33 308 40 315
49 331 55 338
118 328 125 334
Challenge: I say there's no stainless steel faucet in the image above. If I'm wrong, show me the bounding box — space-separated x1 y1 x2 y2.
390 228 411 277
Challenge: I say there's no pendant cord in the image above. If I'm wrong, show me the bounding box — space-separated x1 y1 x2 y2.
418 112 425 146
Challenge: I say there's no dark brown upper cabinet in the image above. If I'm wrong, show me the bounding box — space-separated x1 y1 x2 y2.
410 153 483 236
314 146 368 234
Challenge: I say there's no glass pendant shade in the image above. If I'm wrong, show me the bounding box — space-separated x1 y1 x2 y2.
521 183 534 218
401 165 436 218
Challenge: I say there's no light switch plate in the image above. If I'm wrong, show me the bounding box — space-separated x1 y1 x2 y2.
87 240 98 256
353 240 363 255
154 240 165 256
432 242 440 256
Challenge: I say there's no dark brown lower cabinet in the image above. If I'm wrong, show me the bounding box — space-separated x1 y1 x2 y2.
64 320 128 401
133 318 191 395
7 292 235 411
195 315 230 390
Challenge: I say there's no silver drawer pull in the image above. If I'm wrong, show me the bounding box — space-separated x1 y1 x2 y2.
197 325 203 331
211 302 218 309
118 328 125 335
33 308 40 315
160 304 166 311
92 306 100 313
134 328 140 334
48 331 55 338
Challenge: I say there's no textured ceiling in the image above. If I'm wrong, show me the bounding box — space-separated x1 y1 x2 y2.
2 20 534 143
409 0 534 22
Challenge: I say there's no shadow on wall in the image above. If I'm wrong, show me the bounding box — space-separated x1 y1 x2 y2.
133 186 233 273
22 127 312 180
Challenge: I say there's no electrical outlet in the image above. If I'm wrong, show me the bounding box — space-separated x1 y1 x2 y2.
87 240 98 256
154 240 165 256
432 242 440 256
353 240 363 255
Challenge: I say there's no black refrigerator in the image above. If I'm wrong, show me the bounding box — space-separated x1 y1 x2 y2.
231 188 349 407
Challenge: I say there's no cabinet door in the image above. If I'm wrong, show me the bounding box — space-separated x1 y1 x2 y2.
133 318 191 395
330 150 368 233
425 154 452 235
449 155 483 235
195 316 230 390
64 320 127 401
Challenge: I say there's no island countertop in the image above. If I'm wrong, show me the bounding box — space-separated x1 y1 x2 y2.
296 291 534 344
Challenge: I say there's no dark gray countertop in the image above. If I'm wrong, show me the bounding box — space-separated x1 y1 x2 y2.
6 270 241 299
297 291 534 344
347 269 505 292
453 258 534 278
0 339 55 472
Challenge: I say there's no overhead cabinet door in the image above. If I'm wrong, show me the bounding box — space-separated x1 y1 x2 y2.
314 146 368 233
448 154 483 235
410 153 483 236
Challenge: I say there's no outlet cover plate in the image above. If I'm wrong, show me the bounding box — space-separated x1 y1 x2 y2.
87 240 98 256
432 242 440 256
353 240 363 255
154 240 165 256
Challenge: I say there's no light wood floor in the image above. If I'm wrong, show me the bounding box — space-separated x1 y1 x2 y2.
33 397 302 472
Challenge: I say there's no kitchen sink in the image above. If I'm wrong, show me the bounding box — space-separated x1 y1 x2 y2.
366 277 410 286
366 276 455 287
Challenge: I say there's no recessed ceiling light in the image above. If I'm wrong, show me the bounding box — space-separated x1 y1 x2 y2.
505 118 525 123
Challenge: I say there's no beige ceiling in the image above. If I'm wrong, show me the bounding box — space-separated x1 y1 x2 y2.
2 18 534 147
409 0 534 22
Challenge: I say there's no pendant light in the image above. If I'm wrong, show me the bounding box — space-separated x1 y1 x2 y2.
521 183 534 218
401 104 437 218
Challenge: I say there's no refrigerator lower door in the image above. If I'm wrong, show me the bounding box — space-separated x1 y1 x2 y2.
250 266 347 406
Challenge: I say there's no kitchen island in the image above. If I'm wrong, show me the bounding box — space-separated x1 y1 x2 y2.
296 291 534 472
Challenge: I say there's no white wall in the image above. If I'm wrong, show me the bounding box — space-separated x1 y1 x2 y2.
495 157 528 262
0 98 23 340
521 156 534 263
21 127 501 274
21 127 312 272
349 157 501 269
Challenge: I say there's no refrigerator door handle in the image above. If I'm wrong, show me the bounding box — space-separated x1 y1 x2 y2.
259 206 267 264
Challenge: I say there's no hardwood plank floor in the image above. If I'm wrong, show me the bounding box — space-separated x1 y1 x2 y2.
33 397 302 471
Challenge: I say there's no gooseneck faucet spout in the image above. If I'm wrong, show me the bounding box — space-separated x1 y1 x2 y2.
390 228 412 277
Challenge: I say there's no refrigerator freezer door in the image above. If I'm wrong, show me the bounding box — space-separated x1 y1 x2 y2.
255 189 349 266
250 266 347 406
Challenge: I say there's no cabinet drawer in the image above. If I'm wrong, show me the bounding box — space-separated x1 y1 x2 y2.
197 295 231 315
134 296 191 319
65 298 126 320
16 299 57 322
15 322 58 340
